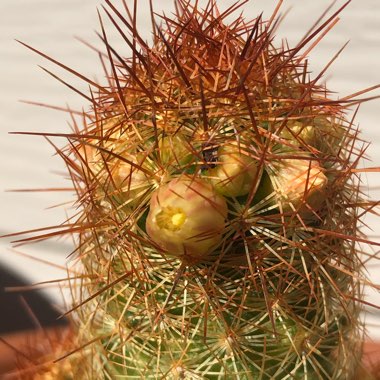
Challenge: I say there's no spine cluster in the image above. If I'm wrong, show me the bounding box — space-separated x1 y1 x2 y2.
15 1 379 379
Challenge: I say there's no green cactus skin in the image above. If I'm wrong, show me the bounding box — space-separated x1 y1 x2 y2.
17 1 380 379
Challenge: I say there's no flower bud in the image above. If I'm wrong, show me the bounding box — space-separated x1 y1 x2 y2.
281 121 316 146
146 177 228 260
270 158 328 213
158 134 194 167
207 142 259 197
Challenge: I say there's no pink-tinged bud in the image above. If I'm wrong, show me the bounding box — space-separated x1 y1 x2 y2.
146 177 228 260
207 143 259 197
77 141 151 206
270 158 328 214
112 159 150 202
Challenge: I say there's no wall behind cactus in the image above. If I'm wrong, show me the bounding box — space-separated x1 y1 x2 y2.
1 0 380 336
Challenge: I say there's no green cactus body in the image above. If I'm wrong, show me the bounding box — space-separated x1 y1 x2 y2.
19 1 379 379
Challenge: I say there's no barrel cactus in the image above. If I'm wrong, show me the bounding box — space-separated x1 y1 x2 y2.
14 0 380 379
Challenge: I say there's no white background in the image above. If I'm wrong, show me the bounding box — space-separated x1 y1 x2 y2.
1 0 380 336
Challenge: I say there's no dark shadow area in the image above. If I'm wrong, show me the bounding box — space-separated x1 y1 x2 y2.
0 264 68 334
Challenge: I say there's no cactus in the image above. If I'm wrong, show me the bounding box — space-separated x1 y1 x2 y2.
12 1 380 379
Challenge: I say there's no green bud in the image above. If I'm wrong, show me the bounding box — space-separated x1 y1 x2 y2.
281 121 316 146
207 142 259 197
158 134 194 167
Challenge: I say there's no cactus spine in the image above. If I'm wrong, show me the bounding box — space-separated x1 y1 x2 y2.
16 1 380 379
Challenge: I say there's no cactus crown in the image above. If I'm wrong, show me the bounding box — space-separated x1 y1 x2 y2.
12 1 380 379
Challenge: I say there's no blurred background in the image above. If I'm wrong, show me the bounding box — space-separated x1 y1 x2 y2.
1 0 380 337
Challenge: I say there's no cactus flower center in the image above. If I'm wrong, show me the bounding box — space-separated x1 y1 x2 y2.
156 207 187 231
